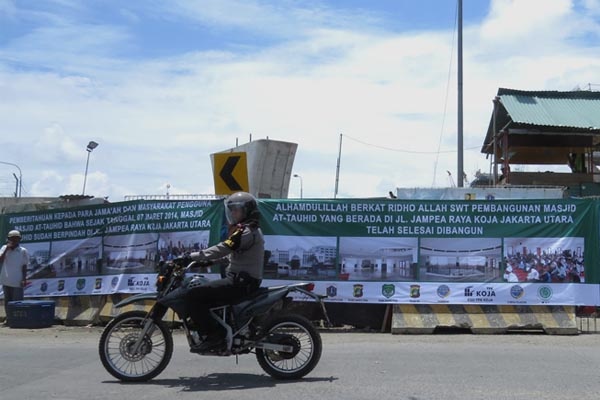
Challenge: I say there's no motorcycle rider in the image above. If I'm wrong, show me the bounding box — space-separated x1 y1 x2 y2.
179 191 265 351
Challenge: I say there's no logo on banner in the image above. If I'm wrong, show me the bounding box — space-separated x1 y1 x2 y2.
510 285 525 299
437 285 451 299
111 277 119 289
409 285 421 299
382 284 395 298
76 279 86 291
95 278 103 290
537 286 553 302
464 286 474 297
353 284 364 298
128 276 151 289
40 282 48 293
58 280 65 292
326 285 338 298
464 286 496 303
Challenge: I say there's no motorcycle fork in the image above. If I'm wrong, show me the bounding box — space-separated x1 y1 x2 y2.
130 319 156 355
149 302 168 322
130 303 165 355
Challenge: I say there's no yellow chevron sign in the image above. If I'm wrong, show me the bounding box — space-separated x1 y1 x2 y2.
213 152 249 195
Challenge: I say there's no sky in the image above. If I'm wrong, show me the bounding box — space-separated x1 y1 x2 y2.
1 0 600 200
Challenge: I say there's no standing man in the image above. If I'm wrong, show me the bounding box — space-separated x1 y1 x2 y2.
0 230 29 323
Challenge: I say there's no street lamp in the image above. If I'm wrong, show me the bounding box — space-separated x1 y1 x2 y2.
0 161 22 197
293 174 303 199
82 140 99 195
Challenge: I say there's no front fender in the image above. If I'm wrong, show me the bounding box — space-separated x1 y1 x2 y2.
115 292 158 308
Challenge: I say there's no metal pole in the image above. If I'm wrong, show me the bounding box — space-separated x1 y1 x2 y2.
457 0 464 187
82 150 91 195
334 133 343 199
12 173 18 198
492 96 499 185
293 174 303 198
82 141 99 195
0 161 22 197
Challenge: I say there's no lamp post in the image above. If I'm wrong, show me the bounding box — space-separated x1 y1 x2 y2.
82 140 99 195
293 174 303 199
0 161 22 197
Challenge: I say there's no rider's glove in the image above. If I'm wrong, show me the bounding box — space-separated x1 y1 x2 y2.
174 252 192 266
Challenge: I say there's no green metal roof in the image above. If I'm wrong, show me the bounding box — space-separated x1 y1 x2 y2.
482 88 600 154
497 88 600 130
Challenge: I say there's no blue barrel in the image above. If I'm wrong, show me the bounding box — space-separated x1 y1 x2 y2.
6 300 55 328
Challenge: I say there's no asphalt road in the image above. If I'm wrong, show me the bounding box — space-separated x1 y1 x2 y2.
1 325 599 400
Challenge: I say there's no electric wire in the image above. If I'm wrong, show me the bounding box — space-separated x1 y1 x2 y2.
342 2 479 176
343 134 480 154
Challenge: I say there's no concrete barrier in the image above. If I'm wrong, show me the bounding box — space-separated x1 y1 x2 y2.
2 296 579 334
98 294 179 323
391 304 578 335
53 296 106 326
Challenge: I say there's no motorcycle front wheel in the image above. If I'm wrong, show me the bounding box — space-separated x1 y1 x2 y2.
99 310 173 382
256 314 322 380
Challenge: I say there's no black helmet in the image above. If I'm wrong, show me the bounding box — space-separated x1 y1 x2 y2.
225 192 259 224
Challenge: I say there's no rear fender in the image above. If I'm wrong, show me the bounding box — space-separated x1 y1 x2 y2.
233 287 289 321
287 283 332 327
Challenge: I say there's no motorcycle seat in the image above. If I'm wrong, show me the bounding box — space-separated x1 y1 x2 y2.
208 287 270 308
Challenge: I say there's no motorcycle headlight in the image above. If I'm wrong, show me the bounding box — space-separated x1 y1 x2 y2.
156 275 166 291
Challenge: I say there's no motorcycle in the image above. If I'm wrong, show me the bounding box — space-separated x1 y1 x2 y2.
98 258 329 382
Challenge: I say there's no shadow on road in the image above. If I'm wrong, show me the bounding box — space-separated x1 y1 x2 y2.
104 373 337 391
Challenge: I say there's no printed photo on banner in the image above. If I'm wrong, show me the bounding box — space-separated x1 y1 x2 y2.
100 233 160 275
25 237 103 279
339 237 418 281
503 237 585 283
23 230 211 279
158 231 209 262
419 238 502 282
263 236 336 280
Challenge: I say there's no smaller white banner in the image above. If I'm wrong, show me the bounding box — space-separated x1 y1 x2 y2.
1 276 598 306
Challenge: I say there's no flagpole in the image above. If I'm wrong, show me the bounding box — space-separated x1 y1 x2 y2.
334 133 342 198
457 0 464 187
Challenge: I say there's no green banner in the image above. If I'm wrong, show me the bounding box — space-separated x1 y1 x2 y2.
260 199 591 238
2 197 599 305
1 200 223 282
5 200 221 242
259 198 597 284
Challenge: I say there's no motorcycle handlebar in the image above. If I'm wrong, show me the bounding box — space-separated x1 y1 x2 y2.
186 259 213 270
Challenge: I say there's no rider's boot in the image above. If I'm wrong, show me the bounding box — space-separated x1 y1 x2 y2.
190 321 225 353
190 333 224 352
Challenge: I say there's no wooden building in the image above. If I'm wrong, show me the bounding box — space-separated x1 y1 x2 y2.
481 88 600 195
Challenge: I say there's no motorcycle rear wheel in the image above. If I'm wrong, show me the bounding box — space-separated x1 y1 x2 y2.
256 314 322 380
99 310 173 382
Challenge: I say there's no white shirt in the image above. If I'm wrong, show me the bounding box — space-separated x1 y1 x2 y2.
0 244 29 287
527 269 540 281
504 272 519 283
